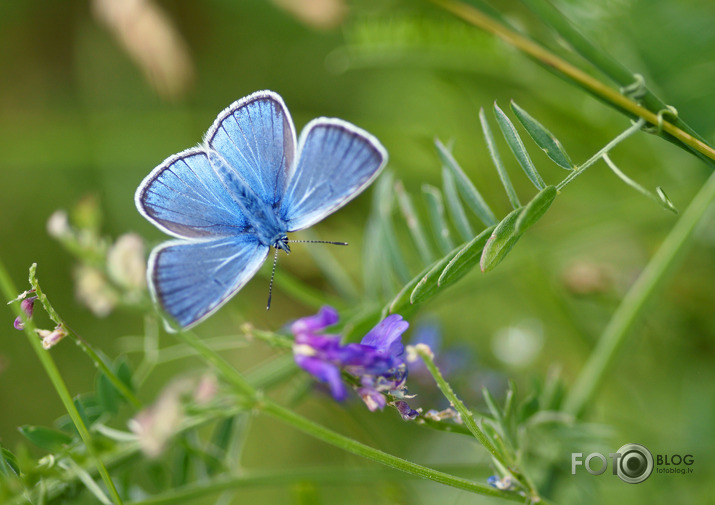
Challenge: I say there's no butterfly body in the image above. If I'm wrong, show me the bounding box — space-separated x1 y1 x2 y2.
135 91 386 330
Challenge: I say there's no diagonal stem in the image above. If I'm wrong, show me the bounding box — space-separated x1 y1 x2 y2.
429 0 715 164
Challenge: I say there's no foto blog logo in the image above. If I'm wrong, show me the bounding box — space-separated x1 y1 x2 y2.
571 443 654 484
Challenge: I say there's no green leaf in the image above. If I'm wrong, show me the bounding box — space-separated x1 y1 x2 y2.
116 359 135 394
386 247 456 316
395 180 435 264
422 184 455 254
493 102 546 189
437 225 495 287
479 207 523 273
510 101 573 169
435 138 497 226
18 425 74 452
515 185 557 233
409 252 456 305
0 446 20 477
480 186 557 272
442 166 474 241
479 107 521 209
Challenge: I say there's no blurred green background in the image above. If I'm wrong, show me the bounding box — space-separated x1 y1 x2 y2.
1 0 713 503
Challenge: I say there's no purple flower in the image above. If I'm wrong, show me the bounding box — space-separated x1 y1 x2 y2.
13 296 37 330
292 307 419 418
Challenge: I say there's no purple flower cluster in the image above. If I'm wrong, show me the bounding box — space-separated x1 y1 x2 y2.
292 306 419 420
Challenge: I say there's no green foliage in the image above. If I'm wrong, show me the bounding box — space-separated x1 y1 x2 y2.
1 1 713 505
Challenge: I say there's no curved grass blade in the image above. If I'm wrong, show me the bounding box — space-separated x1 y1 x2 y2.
493 102 546 189
435 138 497 226
423 184 455 254
516 185 557 233
510 101 573 170
437 225 495 287
442 167 474 241
479 107 521 209
395 180 435 264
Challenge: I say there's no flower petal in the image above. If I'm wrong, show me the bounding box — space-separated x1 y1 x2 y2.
295 356 347 401
360 314 408 357
291 306 339 336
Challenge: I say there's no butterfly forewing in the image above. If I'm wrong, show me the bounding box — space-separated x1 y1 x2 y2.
135 149 250 239
280 118 387 232
205 91 297 206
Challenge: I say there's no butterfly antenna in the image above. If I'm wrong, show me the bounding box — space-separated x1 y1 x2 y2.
267 248 280 310
286 239 348 246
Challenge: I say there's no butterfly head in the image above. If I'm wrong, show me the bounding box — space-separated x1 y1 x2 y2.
273 234 291 254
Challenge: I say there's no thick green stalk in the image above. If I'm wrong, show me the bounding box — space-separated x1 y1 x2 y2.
564 171 715 417
520 0 710 149
0 260 123 505
429 0 715 164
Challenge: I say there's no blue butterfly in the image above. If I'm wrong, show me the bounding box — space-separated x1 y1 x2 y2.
135 90 387 330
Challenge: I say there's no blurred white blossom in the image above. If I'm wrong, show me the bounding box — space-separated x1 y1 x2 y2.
74 265 118 317
46 210 71 239
107 233 146 292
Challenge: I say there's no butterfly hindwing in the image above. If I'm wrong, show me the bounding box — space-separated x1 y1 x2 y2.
135 148 250 239
148 235 269 330
280 118 387 232
205 90 296 206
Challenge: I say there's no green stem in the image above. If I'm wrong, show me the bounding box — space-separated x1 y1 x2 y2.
520 0 713 159
415 346 537 498
260 400 521 501
174 326 526 501
556 119 645 191
564 170 715 417
429 0 715 164
122 464 497 505
0 260 123 505
28 263 141 409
